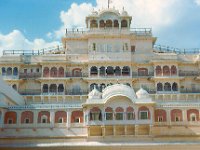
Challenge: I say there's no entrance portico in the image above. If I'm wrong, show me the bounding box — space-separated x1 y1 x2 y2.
83 84 155 136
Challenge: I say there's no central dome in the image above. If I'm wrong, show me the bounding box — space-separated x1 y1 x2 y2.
102 84 136 103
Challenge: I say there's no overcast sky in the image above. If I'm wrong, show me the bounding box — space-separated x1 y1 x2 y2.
0 0 200 53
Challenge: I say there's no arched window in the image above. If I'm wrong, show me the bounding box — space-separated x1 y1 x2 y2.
187 109 199 121
157 83 163 91
12 84 17 91
114 20 119 28
43 84 48 93
4 111 17 124
106 20 112 28
58 84 64 93
58 67 64 77
163 66 170 76
2 67 6 76
155 109 167 122
21 111 33 124
164 83 171 91
105 107 113 120
71 110 83 123
171 109 182 122
13 67 18 76
138 68 148 76
38 111 50 123
99 66 105 76
43 67 49 77
90 107 102 121
90 20 98 28
115 107 124 120
41 115 48 123
72 68 81 77
106 66 114 76
49 84 57 93
121 20 128 28
99 83 106 92
155 66 162 76
190 113 197 122
90 83 98 91
50 67 57 77
172 82 178 91
171 65 177 76
122 66 130 76
115 66 121 76
126 107 134 120
90 66 98 76
7 67 12 76
138 106 150 120
99 20 105 28
55 111 67 123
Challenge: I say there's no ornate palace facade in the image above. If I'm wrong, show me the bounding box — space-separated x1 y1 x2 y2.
0 8 200 138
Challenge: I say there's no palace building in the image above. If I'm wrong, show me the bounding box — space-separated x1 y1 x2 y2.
1 7 200 140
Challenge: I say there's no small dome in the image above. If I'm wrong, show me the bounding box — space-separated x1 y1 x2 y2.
136 88 150 99
91 10 98 15
121 7 128 16
88 86 102 99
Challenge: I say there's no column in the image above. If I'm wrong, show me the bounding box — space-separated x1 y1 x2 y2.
50 110 55 128
149 125 153 136
67 110 71 128
149 107 154 125
135 106 138 121
16 111 21 126
135 125 138 135
124 125 127 135
102 126 105 137
88 126 90 137
182 109 187 125
0 109 5 128
166 109 171 126
33 110 38 128
113 125 116 136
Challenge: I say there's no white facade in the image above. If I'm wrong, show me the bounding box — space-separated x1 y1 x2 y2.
0 8 200 138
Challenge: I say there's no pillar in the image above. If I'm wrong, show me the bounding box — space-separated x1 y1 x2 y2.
182 109 187 125
135 125 138 135
16 111 21 126
0 109 5 128
102 126 105 137
167 109 171 125
149 125 153 136
67 110 71 128
113 125 116 136
33 110 38 128
50 110 55 128
125 125 127 135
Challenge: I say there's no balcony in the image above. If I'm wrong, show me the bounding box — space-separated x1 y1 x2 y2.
65 90 88 95
20 90 88 96
65 72 88 78
87 119 152 126
89 51 132 62
132 72 154 78
89 74 131 79
180 89 200 94
19 90 41 95
1 75 18 80
65 28 152 38
19 72 42 79
178 71 199 77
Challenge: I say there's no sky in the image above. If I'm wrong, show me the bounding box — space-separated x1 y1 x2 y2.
0 0 200 54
